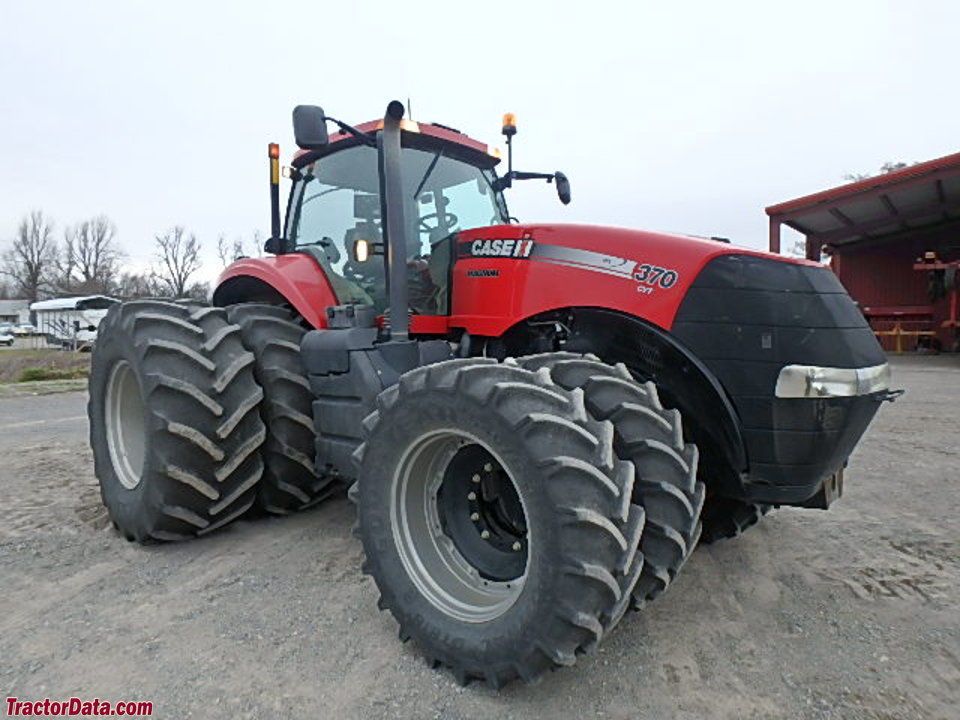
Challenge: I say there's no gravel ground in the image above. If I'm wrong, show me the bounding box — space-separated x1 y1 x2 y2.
0 356 957 719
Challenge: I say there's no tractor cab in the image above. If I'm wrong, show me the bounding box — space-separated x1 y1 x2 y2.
283 118 510 316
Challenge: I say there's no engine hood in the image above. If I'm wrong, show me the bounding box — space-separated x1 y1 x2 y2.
512 223 815 269
452 223 822 335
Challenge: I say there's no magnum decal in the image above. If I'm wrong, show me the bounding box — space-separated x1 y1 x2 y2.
466 268 501 278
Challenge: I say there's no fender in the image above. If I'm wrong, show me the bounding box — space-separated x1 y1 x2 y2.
213 254 338 328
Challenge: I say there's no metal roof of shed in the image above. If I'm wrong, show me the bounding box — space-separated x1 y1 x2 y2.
766 151 960 247
30 295 119 311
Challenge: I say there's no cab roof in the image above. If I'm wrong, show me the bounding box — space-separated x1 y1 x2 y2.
292 119 502 171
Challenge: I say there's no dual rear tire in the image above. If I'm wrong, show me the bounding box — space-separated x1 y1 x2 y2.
89 301 328 542
225 304 334 513
89 302 266 542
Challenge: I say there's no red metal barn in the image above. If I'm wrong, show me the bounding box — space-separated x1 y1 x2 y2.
766 153 960 353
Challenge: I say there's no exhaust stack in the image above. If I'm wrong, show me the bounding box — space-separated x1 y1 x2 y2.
379 100 409 340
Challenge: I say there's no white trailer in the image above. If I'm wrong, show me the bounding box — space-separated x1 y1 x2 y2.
30 295 119 350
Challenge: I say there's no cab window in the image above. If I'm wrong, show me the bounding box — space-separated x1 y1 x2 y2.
289 145 385 308
288 142 508 315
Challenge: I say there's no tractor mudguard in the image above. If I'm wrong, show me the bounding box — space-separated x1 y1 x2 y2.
213 254 338 328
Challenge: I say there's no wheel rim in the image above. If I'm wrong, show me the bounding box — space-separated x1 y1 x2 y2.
390 430 529 623
105 360 147 490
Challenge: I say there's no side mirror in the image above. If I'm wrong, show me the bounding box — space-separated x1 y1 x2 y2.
292 105 329 150
353 237 371 263
264 236 284 255
555 172 571 205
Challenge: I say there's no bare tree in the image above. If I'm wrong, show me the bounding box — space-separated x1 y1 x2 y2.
844 161 913 183
787 236 808 259
185 281 211 302
153 226 202 297
58 229 77 291
59 215 123 294
216 233 247 266
1 210 58 303
115 271 162 299
216 233 229 266
250 229 264 257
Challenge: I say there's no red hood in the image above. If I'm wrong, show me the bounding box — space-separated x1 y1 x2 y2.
451 223 822 336
508 223 817 268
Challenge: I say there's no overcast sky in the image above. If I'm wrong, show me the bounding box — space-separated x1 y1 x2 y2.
2 0 958 285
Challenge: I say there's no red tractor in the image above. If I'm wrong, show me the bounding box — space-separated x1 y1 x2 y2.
88 101 896 687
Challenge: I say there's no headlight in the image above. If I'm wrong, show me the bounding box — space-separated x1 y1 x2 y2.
775 363 891 399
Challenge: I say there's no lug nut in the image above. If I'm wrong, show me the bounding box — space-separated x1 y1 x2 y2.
471 474 481 483
480 530 491 540
467 492 477 501
470 512 480 522
512 541 522 552
483 463 493 472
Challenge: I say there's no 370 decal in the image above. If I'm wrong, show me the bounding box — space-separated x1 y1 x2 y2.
634 264 679 289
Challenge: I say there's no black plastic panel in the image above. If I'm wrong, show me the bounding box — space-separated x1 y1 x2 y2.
672 325 885 367
677 287 867 328
673 254 886 504
691 253 847 293
301 329 453 480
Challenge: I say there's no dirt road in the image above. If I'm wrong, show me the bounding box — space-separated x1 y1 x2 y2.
1 356 957 719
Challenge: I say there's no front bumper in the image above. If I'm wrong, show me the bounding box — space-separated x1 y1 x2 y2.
775 362 891 398
736 391 884 504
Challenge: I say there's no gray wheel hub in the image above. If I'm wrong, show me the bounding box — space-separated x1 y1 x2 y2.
390 430 529 623
105 360 146 490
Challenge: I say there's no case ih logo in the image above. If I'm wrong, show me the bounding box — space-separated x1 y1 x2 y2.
459 239 680 294
463 238 535 258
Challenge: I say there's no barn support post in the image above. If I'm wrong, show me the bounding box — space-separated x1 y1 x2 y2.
769 216 781 254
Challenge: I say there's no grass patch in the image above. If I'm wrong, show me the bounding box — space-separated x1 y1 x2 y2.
18 366 89 382
0 349 91 383
0 378 88 397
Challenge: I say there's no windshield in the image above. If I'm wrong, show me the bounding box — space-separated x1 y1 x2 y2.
288 144 508 312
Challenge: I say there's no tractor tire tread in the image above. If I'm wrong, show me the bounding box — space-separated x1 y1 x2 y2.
89 300 266 542
356 358 644 687
226 303 333 513
699 498 773 544
518 352 704 607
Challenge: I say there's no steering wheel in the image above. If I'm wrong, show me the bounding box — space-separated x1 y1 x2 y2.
419 212 459 234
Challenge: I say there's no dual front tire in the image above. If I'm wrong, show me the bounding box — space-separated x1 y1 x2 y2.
355 353 714 686
356 353 766 686
356 359 645 687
